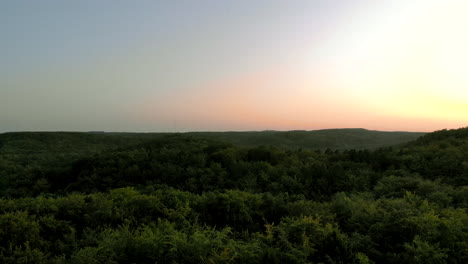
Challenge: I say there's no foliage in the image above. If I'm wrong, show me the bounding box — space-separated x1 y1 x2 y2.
0 127 467 263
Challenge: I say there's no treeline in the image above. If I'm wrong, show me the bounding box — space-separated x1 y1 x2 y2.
0 128 467 263
3 133 466 197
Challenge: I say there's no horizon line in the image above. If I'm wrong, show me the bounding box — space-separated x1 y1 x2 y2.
0 127 437 134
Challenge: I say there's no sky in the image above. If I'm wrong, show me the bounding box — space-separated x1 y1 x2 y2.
1 0 467 132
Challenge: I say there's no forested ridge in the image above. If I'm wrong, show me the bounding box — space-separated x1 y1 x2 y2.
0 128 466 263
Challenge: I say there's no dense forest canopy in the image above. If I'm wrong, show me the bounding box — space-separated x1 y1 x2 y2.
0 128 466 263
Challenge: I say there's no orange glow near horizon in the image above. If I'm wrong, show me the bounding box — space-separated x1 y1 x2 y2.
137 65 466 132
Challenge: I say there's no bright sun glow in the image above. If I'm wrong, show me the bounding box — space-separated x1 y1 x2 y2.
320 0 468 121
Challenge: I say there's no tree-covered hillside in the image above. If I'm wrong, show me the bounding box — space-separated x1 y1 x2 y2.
0 128 466 263
189 129 425 150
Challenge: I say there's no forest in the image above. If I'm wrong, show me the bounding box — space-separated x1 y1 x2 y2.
0 128 466 263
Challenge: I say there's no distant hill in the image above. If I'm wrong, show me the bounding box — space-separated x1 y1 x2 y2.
188 128 425 150
0 129 424 156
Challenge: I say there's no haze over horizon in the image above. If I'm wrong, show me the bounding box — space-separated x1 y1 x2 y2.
2 0 468 133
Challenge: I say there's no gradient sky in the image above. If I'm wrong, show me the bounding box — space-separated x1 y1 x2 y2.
2 0 467 132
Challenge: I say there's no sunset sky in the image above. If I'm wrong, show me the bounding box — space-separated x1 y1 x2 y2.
2 0 467 132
